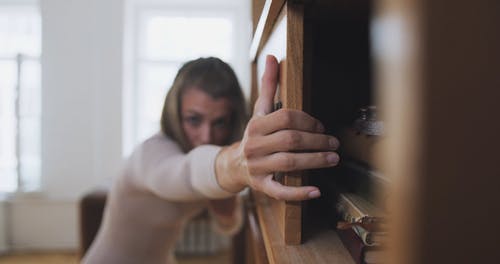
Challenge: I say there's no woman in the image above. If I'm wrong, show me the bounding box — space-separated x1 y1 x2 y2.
82 56 339 263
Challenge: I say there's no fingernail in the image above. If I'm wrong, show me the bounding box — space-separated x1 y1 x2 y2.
329 137 339 148
266 55 275 64
308 190 321 199
326 153 339 164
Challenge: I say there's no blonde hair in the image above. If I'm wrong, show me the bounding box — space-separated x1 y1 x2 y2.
161 57 248 152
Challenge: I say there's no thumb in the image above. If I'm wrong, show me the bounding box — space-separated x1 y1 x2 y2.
253 55 279 116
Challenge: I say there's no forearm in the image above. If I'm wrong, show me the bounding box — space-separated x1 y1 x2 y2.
129 134 236 201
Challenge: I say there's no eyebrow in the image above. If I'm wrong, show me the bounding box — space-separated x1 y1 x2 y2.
184 110 203 115
183 110 230 121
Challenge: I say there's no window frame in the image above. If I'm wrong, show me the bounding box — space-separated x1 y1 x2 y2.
0 0 42 193
123 0 246 156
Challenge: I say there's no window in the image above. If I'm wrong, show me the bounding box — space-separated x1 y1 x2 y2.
124 1 244 154
0 3 41 192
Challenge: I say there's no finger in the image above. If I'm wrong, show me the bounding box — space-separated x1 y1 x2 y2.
250 108 325 136
253 55 279 116
248 151 340 175
244 130 339 157
260 175 321 201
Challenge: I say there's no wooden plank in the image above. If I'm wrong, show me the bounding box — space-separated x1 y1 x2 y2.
249 0 286 61
250 62 259 109
254 191 355 264
376 0 500 263
254 5 292 246
252 0 266 33
253 1 305 246
246 197 269 264
282 2 304 111
280 1 305 245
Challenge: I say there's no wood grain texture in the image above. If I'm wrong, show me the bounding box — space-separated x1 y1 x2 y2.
250 0 286 61
282 2 304 111
245 198 269 264
253 191 355 264
250 62 259 110
252 0 266 33
376 0 500 263
280 1 305 245
255 1 305 245
254 7 288 248
253 2 304 245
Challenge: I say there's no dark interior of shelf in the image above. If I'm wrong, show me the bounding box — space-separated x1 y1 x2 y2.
301 0 374 241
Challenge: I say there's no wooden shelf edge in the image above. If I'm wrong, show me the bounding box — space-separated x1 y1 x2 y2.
252 191 355 264
249 0 286 62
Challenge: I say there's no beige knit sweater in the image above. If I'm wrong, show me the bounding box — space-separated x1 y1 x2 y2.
82 133 243 264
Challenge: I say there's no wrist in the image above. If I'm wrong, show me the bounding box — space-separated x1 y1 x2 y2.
215 143 246 193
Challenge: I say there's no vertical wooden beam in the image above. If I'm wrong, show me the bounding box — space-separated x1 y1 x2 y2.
252 0 266 34
281 1 305 245
377 0 500 263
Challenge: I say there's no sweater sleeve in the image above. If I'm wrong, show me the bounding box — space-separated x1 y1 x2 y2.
126 133 235 201
208 194 244 236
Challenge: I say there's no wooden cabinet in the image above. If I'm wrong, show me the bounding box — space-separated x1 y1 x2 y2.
245 0 500 263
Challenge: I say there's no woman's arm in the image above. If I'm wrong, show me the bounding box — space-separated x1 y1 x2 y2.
126 136 234 201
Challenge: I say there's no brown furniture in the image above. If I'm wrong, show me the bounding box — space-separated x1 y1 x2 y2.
243 0 500 263
78 190 108 258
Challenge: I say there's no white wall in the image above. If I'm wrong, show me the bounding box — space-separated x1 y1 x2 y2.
8 198 77 250
6 0 251 252
41 0 124 200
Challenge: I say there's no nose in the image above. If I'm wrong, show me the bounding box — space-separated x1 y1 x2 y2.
199 123 212 145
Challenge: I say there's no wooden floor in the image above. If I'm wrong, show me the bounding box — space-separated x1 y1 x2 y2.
0 252 78 264
0 251 231 264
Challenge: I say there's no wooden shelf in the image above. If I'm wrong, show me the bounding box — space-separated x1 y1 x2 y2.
249 0 286 61
253 191 354 264
246 0 500 263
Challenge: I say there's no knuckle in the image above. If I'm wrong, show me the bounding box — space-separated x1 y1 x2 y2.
247 162 258 175
279 154 296 170
248 165 257 175
278 109 293 128
248 166 258 176
284 131 302 149
242 140 256 158
246 118 259 135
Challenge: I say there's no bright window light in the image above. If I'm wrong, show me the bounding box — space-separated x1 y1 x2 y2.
0 4 41 193
142 16 233 61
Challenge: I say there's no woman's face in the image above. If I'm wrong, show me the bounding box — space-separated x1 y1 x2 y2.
180 88 233 148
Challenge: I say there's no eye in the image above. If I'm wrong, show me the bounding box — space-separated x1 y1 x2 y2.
184 115 202 127
212 118 230 129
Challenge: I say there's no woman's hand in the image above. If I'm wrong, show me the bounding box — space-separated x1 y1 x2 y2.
215 55 339 201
